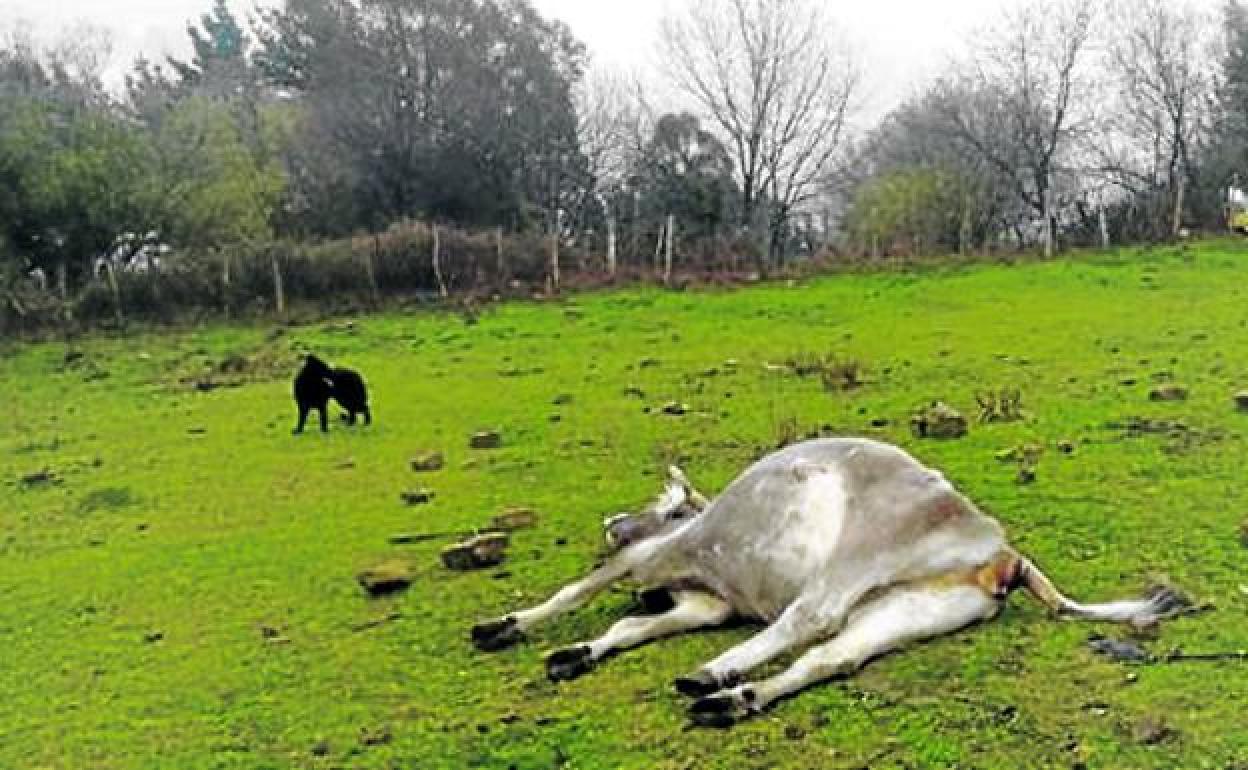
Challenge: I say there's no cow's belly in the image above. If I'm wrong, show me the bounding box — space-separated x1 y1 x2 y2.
671 438 1003 622
682 462 850 620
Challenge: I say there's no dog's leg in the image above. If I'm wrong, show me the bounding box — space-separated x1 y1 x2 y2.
293 405 309 435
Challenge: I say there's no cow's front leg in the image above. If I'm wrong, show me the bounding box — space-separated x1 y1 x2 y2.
689 582 1001 727
547 591 733 682
472 537 680 652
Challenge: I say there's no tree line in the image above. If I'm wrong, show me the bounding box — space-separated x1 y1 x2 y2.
1 0 1247 330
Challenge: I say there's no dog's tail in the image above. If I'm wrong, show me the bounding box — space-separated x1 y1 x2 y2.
1010 552 1190 629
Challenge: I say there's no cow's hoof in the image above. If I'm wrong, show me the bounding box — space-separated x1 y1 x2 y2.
673 670 720 698
1132 585 1193 628
689 693 747 728
546 645 594 682
1147 585 1191 616
471 616 523 651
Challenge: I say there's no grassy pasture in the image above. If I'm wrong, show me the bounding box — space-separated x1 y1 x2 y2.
3 242 1248 769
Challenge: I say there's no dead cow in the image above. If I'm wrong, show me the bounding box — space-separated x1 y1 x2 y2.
471 438 1189 727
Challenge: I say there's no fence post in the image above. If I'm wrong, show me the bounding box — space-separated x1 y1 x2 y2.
653 218 665 274
606 216 617 278
365 234 381 305
432 224 448 298
549 210 562 294
663 214 674 286
222 249 232 318
271 247 286 316
495 226 506 288
104 261 124 329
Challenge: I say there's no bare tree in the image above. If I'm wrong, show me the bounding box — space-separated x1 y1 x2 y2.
660 0 859 265
938 0 1098 256
1099 0 1214 237
573 66 648 273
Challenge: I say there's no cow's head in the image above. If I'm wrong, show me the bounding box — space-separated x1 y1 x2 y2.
604 466 709 552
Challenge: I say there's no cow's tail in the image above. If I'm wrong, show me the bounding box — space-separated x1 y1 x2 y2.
1010 552 1190 629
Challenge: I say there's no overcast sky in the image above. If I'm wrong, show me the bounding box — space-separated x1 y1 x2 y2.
0 0 1222 119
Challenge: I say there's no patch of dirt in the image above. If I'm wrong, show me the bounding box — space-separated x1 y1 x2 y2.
1107 416 1226 455
78 487 134 513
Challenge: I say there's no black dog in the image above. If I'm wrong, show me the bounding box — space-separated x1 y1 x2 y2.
292 354 334 434
329 366 371 426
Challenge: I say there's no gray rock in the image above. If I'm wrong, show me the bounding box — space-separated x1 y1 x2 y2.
910 402 968 440
357 561 413 596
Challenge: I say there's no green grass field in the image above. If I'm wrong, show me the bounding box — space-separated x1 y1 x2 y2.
4 242 1248 769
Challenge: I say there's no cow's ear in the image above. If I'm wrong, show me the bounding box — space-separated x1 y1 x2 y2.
668 465 710 511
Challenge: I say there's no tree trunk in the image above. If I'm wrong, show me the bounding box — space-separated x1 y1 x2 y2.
432 224 448 298
1171 176 1186 238
606 216 617 278
1098 205 1110 249
1042 186 1054 258
104 260 124 329
959 194 972 255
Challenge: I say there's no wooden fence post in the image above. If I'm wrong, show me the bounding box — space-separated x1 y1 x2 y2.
271 248 286 315
653 219 665 274
549 210 563 294
606 216 618 278
495 226 506 287
432 224 448 298
222 249 232 318
364 234 381 305
663 214 674 286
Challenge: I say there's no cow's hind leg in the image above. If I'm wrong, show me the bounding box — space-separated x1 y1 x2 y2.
673 596 832 697
547 591 733 682
689 582 1000 727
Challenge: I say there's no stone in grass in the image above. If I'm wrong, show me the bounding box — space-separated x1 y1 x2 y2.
410 451 445 472
470 430 502 450
1235 391 1248 413
19 468 56 486
661 401 690 416
490 507 539 532
400 489 435 506
1132 715 1175 746
359 726 393 747
441 532 510 571
910 402 968 440
1149 384 1189 402
357 560 413 597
